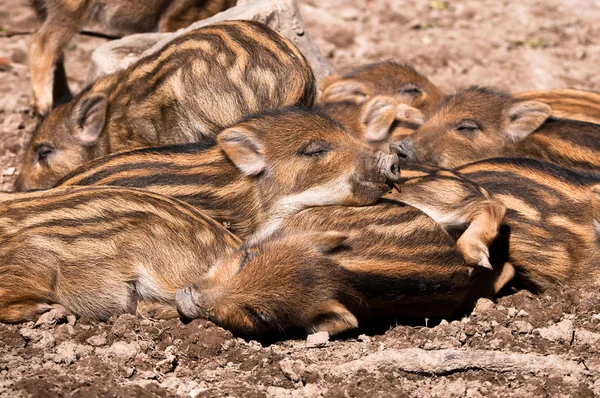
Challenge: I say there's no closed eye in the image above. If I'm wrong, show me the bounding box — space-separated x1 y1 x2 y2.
300 139 333 157
34 144 55 164
455 119 481 133
398 83 422 96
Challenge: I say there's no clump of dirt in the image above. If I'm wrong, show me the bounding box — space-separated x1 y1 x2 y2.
1 0 600 396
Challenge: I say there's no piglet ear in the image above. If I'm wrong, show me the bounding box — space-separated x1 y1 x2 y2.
307 231 349 254
505 100 551 142
321 77 369 104
361 96 398 141
395 103 425 124
70 92 107 146
217 127 266 176
308 300 358 336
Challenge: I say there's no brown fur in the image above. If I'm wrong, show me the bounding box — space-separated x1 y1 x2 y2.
319 62 445 113
385 162 506 270
176 202 471 337
0 186 241 323
319 62 443 149
28 0 237 115
516 88 600 125
321 96 425 152
401 158 600 293
395 86 600 172
18 20 316 191
57 108 401 240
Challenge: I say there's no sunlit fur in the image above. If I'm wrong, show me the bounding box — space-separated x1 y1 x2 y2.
29 0 237 115
516 88 600 125
0 186 241 323
177 202 471 337
57 108 400 240
18 20 316 190
455 158 600 292
399 86 600 172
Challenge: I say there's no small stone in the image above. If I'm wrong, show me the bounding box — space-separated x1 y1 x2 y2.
517 310 529 317
86 334 108 347
574 329 600 346
507 307 518 317
513 321 534 334
54 341 79 364
306 331 329 348
35 307 70 328
535 320 574 343
279 358 306 382
20 328 56 349
357 334 371 343
106 341 139 362
2 167 15 176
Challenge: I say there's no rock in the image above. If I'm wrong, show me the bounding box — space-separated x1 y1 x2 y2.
512 321 534 334
89 0 334 85
357 334 371 343
535 320 574 343
306 331 330 348
86 334 108 347
54 341 79 364
34 307 70 328
96 341 140 363
19 328 56 350
574 329 600 346
279 358 306 382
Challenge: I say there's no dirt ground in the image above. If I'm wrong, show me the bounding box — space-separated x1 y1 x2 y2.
1 0 600 396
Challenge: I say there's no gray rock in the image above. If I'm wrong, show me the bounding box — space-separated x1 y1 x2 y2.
89 0 334 84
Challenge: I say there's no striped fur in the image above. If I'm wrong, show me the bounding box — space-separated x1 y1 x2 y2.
395 86 600 172
29 0 237 115
516 88 600 125
18 20 316 191
176 203 470 337
0 185 241 323
455 158 600 292
57 108 401 240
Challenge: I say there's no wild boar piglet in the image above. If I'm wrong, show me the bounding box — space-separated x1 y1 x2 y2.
319 62 444 149
319 62 445 113
57 108 401 240
18 20 316 191
394 86 600 172
0 186 240 323
177 195 488 337
29 0 237 115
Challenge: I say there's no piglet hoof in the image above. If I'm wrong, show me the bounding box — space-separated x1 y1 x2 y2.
458 239 493 270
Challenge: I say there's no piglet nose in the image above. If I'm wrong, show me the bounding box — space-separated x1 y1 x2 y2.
377 151 401 183
389 139 413 161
